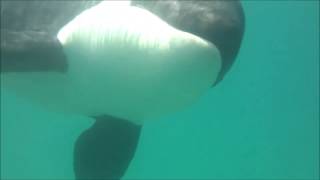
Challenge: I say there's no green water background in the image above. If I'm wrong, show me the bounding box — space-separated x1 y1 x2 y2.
1 1 319 179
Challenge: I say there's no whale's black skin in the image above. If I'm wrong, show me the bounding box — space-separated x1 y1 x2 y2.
132 0 245 85
1 1 100 73
1 1 245 179
1 30 68 72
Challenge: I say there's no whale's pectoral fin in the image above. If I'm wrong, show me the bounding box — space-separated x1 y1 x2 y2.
1 30 67 73
73 115 141 180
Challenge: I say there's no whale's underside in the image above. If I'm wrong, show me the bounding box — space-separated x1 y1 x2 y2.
0 1 244 180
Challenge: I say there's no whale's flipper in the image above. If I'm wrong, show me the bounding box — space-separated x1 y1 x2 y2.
74 115 141 180
1 30 67 73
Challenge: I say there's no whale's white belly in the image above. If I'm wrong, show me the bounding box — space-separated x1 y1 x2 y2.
1 1 221 124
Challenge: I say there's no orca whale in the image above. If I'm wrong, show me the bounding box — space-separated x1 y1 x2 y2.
1 1 245 179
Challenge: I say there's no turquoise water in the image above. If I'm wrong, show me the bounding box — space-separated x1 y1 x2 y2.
1 1 319 179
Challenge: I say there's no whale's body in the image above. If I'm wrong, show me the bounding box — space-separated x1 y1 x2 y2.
2 1 221 124
1 1 245 179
